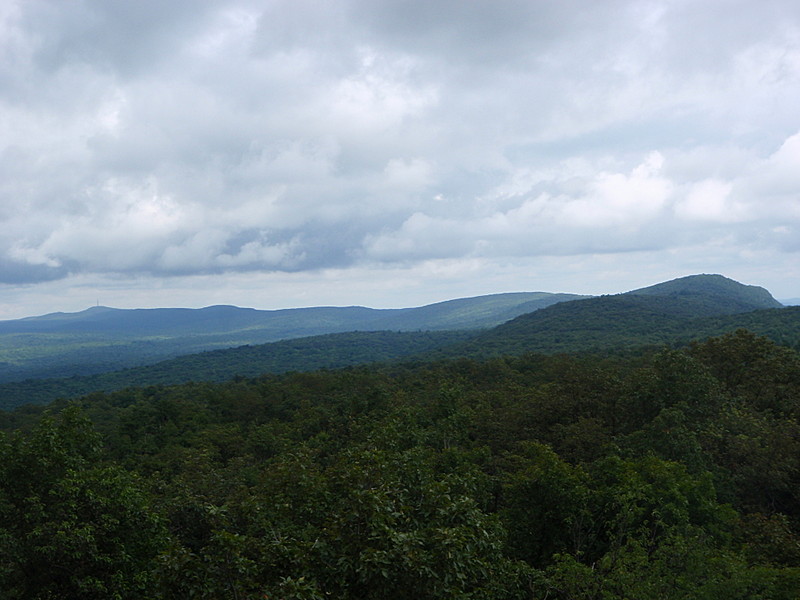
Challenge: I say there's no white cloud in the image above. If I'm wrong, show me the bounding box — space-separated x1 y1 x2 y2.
365 151 675 260
674 180 739 222
557 152 671 228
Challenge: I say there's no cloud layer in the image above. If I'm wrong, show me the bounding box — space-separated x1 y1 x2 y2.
1 0 799 316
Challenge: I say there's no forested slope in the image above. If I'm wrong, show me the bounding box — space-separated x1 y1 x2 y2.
446 275 794 358
0 292 584 383
2 330 800 598
626 272 782 310
2 304 799 411
0 330 475 410
451 300 800 359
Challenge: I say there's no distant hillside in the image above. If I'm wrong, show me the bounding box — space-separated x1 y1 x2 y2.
626 273 782 311
0 330 475 410
1 275 797 411
0 292 586 336
0 292 585 383
445 274 791 358
690 306 800 348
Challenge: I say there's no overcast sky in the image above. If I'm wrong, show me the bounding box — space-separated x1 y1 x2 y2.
1 0 799 318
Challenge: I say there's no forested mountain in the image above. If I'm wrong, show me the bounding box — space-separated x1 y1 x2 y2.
2 330 800 598
0 330 475 410
452 274 791 357
0 292 585 383
1 275 797 410
0 292 587 336
626 273 782 310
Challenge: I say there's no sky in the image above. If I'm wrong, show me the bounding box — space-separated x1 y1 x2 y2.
1 0 799 319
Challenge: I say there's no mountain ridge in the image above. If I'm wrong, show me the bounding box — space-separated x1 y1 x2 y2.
0 291 587 383
0 274 796 410
626 273 782 310
0 291 588 333
449 274 785 358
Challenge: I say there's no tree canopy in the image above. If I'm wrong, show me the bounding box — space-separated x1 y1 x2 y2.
2 330 800 597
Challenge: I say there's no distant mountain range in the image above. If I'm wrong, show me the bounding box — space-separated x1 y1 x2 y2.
0 291 588 336
0 291 587 383
0 274 797 410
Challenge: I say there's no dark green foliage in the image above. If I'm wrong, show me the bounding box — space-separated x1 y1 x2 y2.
430 275 795 360
688 329 800 415
2 330 800 597
452 296 799 359
627 273 782 310
0 330 475 410
0 406 166 599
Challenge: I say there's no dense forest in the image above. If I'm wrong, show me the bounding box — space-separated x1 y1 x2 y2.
0 330 477 411
2 328 800 598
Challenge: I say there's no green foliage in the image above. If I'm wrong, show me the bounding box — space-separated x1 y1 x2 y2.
453 298 800 360
627 273 782 311
0 406 166 599
0 330 476 410
1 329 800 596
500 442 590 565
688 329 800 415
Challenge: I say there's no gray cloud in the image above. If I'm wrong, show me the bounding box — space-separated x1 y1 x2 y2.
1 0 799 316
0 258 69 285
